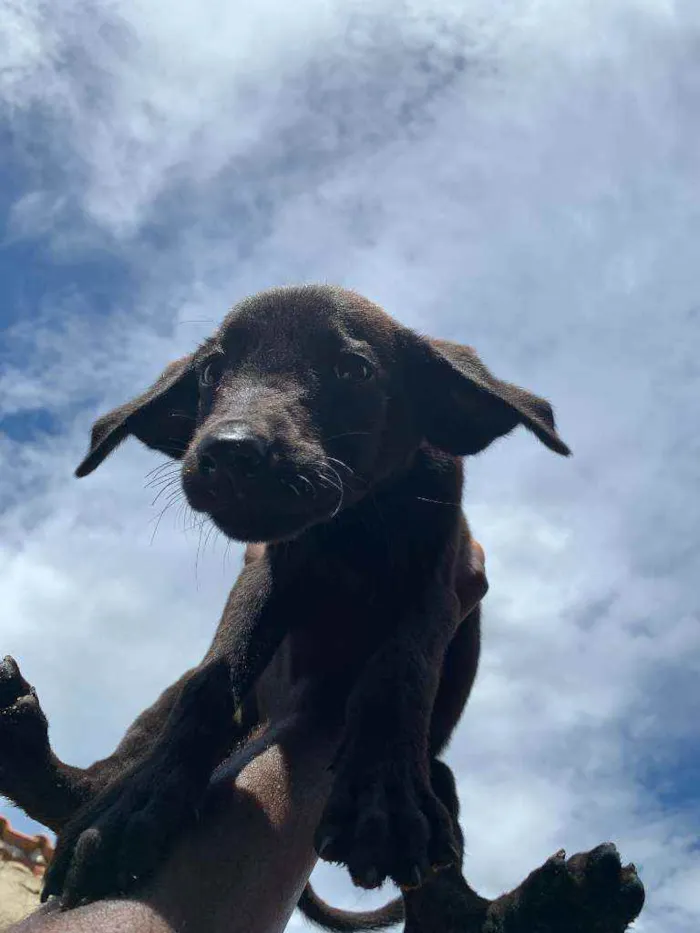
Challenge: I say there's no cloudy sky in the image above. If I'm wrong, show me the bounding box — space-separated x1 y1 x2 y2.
1 0 698 929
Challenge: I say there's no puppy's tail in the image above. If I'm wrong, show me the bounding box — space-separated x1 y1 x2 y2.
297 883 404 931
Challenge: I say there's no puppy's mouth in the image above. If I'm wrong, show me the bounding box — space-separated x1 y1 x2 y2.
181 467 346 543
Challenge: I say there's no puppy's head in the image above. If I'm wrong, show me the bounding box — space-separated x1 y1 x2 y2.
75 285 570 542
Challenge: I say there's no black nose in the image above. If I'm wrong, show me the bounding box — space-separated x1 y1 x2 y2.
196 428 270 479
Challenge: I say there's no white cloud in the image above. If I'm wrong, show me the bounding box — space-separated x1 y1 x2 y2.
1 1 699 930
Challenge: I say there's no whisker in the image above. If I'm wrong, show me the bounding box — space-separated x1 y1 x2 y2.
175 500 189 532
222 539 234 573
145 478 180 495
144 476 180 494
183 513 207 535
151 482 183 508
145 459 178 480
194 519 220 583
323 464 345 519
195 521 206 582
197 522 221 584
326 456 355 474
178 500 202 535
316 472 342 495
415 496 461 507
297 474 316 497
145 464 181 480
145 466 180 485
148 489 183 522
149 498 178 545
149 479 180 505
327 456 366 485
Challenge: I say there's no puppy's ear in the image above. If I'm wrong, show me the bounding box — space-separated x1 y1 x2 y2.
406 335 570 457
75 355 199 477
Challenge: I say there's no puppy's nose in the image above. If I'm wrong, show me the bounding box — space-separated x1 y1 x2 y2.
196 428 270 479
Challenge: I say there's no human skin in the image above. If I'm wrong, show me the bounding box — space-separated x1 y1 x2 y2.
8 696 339 933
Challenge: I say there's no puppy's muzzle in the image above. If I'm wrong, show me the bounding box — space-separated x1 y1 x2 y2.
196 425 271 482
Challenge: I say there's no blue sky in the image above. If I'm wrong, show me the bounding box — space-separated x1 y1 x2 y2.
1 1 699 930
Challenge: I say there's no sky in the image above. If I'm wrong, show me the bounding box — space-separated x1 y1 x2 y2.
0 0 698 929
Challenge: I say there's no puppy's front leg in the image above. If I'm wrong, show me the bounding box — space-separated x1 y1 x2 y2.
43 556 290 909
0 656 96 831
0 544 269 834
316 595 475 891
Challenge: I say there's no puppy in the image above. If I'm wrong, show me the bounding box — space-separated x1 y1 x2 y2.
3 285 570 924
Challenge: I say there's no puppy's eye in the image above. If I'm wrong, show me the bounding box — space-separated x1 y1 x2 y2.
199 358 223 388
334 354 374 383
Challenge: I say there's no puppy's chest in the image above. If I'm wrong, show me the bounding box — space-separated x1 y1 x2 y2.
284 558 405 679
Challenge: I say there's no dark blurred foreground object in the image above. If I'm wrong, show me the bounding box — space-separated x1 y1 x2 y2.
0 817 54 929
3 692 644 933
0 817 54 877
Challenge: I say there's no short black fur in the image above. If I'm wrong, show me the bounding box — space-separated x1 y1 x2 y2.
1 285 570 925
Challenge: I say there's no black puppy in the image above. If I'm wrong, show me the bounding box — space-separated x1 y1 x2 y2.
3 285 571 922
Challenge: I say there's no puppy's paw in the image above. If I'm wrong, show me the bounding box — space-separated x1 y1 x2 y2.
0 656 50 785
315 751 459 891
42 753 202 908
486 843 645 932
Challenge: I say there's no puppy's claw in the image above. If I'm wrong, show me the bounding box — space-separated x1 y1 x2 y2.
400 865 424 891
430 843 459 873
1 655 19 674
317 835 335 859
359 867 380 889
0 657 24 705
40 881 57 904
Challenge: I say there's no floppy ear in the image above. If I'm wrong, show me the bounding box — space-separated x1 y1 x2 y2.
75 355 199 477
406 334 571 457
